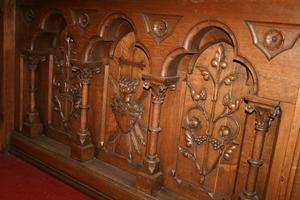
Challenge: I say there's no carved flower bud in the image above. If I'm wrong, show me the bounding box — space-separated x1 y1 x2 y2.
229 75 236 81
187 116 201 131
220 61 227 69
228 102 236 110
223 144 238 161
219 125 231 137
211 59 218 68
224 153 230 160
201 71 210 81
191 90 201 101
224 78 231 85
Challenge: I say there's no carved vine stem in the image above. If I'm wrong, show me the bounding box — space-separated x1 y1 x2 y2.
172 44 247 199
136 74 178 194
52 36 81 130
23 51 46 137
70 64 101 161
240 95 280 200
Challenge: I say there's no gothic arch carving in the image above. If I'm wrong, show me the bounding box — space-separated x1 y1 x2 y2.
161 20 259 199
161 21 258 92
82 13 152 173
27 10 68 52
39 10 67 33
20 10 69 140
98 13 137 41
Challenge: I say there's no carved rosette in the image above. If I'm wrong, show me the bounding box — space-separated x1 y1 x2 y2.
246 21 300 60
21 6 35 23
142 13 182 45
68 9 97 31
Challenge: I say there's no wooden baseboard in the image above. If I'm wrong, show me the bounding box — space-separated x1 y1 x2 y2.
9 132 187 200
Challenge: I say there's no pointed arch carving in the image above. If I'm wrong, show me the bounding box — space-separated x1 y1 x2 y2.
161 20 259 199
20 10 69 138
82 13 152 173
29 10 67 52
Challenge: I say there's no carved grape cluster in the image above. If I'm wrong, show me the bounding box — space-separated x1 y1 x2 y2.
193 135 223 150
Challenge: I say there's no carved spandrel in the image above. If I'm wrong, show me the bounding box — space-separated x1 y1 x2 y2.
246 21 300 60
21 6 35 24
68 9 98 31
142 13 182 45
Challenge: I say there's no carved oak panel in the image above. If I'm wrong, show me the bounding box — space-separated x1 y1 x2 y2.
95 21 152 173
12 1 300 200
169 43 255 199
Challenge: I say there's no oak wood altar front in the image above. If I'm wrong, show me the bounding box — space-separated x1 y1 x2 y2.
7 0 300 200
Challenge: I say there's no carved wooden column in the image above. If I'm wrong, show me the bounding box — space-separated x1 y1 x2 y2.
240 95 280 200
70 62 101 161
23 51 46 137
136 74 178 194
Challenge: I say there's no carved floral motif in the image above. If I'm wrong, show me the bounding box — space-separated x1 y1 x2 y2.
172 44 249 199
52 35 81 129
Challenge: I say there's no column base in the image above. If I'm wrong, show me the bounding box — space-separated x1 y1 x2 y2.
23 122 43 137
70 143 94 162
239 191 259 200
136 171 163 194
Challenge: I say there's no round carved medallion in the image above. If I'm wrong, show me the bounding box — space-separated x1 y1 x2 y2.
152 20 168 37
78 13 90 28
264 29 284 51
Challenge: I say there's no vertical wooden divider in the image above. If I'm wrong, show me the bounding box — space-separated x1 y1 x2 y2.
70 61 101 162
18 54 24 132
240 95 280 200
100 64 109 147
136 74 178 194
47 54 54 125
22 51 46 137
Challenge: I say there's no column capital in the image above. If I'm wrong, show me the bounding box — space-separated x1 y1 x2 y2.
71 60 102 84
22 50 47 70
245 95 280 132
142 74 178 104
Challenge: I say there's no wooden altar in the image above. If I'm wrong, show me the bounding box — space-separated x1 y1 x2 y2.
1 0 300 199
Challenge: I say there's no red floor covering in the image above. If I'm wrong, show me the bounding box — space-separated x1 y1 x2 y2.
0 153 92 200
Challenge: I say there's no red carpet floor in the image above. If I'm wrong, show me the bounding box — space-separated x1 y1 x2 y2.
0 153 92 200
